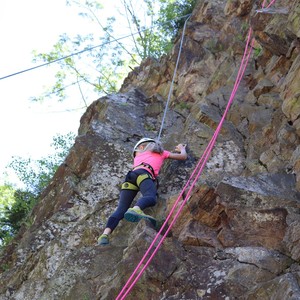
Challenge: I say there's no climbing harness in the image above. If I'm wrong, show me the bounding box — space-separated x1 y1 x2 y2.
116 1 277 298
132 162 155 178
121 169 154 191
131 162 160 195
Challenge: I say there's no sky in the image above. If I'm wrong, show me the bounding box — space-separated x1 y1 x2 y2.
0 0 128 185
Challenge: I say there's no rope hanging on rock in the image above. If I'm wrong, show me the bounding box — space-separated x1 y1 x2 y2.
117 29 254 300
157 14 191 141
116 1 277 299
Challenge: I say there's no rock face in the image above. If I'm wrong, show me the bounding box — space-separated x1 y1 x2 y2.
1 0 300 299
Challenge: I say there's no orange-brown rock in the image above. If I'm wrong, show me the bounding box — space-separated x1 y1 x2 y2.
1 0 300 299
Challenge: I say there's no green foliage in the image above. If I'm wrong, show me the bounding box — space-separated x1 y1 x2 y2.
254 45 263 58
0 263 10 272
122 0 197 58
176 101 191 110
237 34 244 42
0 185 15 245
1 189 36 237
157 0 197 42
205 38 224 54
0 185 14 212
32 1 133 103
241 22 249 32
0 133 75 248
32 0 197 103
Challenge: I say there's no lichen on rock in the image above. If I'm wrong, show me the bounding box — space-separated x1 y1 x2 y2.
1 0 300 299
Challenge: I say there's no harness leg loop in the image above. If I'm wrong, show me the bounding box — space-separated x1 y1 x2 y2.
121 182 139 191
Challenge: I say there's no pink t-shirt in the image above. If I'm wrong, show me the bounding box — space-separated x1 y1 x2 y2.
133 150 170 177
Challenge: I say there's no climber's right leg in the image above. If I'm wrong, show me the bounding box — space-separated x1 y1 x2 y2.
106 188 138 231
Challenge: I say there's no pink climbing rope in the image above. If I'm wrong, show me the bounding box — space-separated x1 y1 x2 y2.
116 30 254 300
267 0 276 8
116 1 275 299
263 0 276 9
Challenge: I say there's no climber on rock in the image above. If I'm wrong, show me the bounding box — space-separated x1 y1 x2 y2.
98 137 187 245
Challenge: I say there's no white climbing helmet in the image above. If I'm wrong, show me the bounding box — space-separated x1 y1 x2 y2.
133 137 156 157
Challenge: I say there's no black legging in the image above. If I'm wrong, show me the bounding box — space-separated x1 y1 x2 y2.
106 169 157 231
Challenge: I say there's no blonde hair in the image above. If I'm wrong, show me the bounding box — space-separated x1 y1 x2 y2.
137 141 164 154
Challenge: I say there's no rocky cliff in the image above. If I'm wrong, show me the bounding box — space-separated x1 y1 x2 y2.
1 0 300 299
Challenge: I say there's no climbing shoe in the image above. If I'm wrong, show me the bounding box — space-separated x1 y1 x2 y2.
124 207 157 227
98 234 109 246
